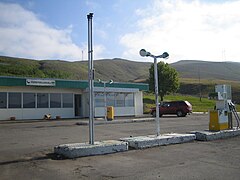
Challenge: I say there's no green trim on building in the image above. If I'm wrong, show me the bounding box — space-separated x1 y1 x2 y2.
0 76 149 91
56 79 89 89
94 82 149 91
0 76 26 86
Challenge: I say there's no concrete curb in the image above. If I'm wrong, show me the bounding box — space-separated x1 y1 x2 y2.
76 118 155 125
54 140 128 158
120 133 196 149
192 112 208 114
190 127 240 141
54 128 240 159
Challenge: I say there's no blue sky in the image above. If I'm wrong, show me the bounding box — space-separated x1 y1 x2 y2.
1 0 240 62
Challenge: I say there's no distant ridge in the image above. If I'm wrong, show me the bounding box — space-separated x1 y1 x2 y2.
1 55 240 82
0 56 151 82
171 60 240 81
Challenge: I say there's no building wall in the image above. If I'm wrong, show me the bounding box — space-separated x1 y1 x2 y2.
0 86 83 120
0 86 144 120
83 92 141 118
81 92 89 118
85 88 143 118
134 91 143 116
95 107 135 117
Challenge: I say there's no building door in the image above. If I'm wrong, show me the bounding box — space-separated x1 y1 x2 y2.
75 94 82 117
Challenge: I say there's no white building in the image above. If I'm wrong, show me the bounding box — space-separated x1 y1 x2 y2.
0 76 148 120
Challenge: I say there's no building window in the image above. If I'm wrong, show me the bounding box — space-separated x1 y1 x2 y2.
23 93 35 108
115 93 125 107
50 93 61 108
95 92 135 107
9 92 22 108
0 92 7 108
95 93 104 107
125 93 134 107
107 93 115 106
37 93 49 108
63 93 73 108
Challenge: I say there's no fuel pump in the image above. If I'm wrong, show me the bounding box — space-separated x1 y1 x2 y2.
228 101 240 128
209 85 233 131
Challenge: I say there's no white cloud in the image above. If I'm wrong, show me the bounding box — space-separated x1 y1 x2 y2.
0 2 104 61
120 0 240 62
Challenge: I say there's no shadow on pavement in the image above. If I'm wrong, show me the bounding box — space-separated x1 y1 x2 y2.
0 153 69 166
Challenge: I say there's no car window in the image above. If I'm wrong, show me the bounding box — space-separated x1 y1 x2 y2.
170 102 178 106
162 103 170 107
178 101 185 106
162 101 191 107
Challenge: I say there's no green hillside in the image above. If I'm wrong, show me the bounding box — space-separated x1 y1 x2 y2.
171 60 240 81
0 56 151 82
170 60 240 103
0 56 72 79
1 55 240 102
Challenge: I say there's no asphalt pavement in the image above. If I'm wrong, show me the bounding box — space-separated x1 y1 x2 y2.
1 114 240 180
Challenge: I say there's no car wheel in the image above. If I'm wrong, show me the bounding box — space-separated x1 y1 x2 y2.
176 110 183 117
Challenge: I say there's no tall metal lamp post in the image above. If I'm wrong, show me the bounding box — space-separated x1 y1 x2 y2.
87 13 94 145
139 49 169 136
98 79 113 121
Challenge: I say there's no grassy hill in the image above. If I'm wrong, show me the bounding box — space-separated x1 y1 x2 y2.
0 56 72 79
0 56 151 82
171 60 240 81
1 55 240 102
2 56 240 82
169 60 240 103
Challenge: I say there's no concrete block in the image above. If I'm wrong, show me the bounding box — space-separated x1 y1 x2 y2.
191 127 240 141
121 133 196 149
54 140 128 158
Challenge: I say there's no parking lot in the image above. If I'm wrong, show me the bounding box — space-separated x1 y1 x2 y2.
1 114 240 179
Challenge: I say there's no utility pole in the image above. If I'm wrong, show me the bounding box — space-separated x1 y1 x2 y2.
198 67 202 102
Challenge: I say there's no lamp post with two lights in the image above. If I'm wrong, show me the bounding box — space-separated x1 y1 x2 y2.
98 79 113 121
139 49 169 136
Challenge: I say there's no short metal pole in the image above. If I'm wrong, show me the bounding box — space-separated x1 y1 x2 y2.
104 82 107 121
154 57 160 136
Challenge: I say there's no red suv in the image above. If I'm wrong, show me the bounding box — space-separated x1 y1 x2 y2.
150 101 192 117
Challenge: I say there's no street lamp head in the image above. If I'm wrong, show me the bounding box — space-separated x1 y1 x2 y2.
139 49 147 57
139 49 151 57
161 52 169 59
87 13 94 19
109 80 113 84
140 49 169 59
